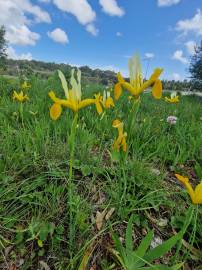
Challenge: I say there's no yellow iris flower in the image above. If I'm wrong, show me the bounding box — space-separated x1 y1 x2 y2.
114 54 163 100
175 174 202 204
102 90 115 109
13 91 29 102
165 92 179 103
21 81 31 91
49 69 103 120
112 119 127 152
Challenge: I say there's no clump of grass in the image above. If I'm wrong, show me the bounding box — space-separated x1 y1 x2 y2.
0 71 202 269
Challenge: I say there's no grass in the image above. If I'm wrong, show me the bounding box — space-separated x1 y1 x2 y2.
0 74 202 269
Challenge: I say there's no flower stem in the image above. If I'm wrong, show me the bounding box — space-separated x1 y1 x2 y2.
68 112 78 261
127 99 140 145
120 161 127 206
171 205 194 264
19 102 24 127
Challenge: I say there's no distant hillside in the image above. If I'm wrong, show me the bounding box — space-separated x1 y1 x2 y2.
0 58 193 91
0 59 117 86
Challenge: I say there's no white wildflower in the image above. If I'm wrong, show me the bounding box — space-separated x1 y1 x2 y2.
167 116 177 125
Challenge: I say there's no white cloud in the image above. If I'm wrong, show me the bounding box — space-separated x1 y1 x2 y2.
53 0 96 25
53 0 98 35
6 26 40 46
116 31 123 37
0 0 51 46
86 24 99 36
19 0 51 23
158 0 181 7
48 28 69 44
6 46 32 60
99 0 125 17
145 53 155 59
172 50 188 64
172 73 181 81
185 40 196 55
176 9 202 36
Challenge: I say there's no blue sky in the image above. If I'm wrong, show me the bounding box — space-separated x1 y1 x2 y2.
2 0 202 80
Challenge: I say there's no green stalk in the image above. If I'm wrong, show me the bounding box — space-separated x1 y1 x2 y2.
127 99 140 151
171 205 194 264
19 102 24 127
183 205 198 262
68 112 78 262
120 161 127 207
118 99 140 211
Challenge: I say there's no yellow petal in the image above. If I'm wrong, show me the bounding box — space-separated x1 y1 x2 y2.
175 174 189 184
13 91 18 100
50 103 62 120
112 119 122 128
194 183 202 204
117 72 125 83
128 54 143 88
23 94 29 101
165 96 179 103
121 136 127 152
12 91 28 102
94 94 103 114
49 91 69 106
122 82 137 95
17 92 23 102
149 68 163 81
113 139 120 151
49 91 59 103
95 101 103 114
175 174 195 204
171 96 179 103
48 91 77 111
69 89 77 102
114 83 122 100
165 97 170 102
139 68 163 93
152 79 162 99
21 81 31 90
105 97 115 108
78 98 95 110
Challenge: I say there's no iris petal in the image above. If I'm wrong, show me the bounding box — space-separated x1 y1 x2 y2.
194 183 202 204
152 79 162 99
175 174 196 204
50 103 62 120
117 72 125 83
78 99 95 110
165 96 179 103
114 83 122 100
105 97 115 108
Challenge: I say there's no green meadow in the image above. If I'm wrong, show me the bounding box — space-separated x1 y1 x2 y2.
0 73 202 270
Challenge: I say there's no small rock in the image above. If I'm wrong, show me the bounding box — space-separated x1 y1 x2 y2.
157 218 168 227
150 235 163 249
151 168 161 176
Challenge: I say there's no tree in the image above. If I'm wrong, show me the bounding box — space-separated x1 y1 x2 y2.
189 41 202 91
0 26 7 68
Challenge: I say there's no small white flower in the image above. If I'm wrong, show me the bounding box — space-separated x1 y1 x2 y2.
167 116 177 125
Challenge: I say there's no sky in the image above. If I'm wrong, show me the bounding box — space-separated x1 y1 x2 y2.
1 0 202 81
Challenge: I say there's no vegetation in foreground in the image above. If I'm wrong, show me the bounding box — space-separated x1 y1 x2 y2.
0 54 202 270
